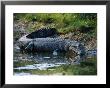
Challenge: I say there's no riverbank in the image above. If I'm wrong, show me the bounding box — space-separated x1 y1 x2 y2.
14 13 97 51
13 13 97 75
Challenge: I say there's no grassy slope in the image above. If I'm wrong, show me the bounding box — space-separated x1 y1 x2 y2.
14 13 97 35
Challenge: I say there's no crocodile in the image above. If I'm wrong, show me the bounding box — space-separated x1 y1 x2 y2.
17 27 96 57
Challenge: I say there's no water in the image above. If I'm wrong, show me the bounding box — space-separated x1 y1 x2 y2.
13 49 97 76
14 51 81 75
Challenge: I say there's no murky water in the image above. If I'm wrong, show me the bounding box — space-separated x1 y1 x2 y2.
13 51 83 75
13 48 97 76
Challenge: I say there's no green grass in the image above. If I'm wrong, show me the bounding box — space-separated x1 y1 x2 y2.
14 13 97 36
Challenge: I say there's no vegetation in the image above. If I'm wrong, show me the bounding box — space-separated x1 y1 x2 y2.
14 13 97 35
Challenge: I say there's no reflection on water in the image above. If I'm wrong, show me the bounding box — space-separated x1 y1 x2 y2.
14 51 96 76
14 52 73 64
